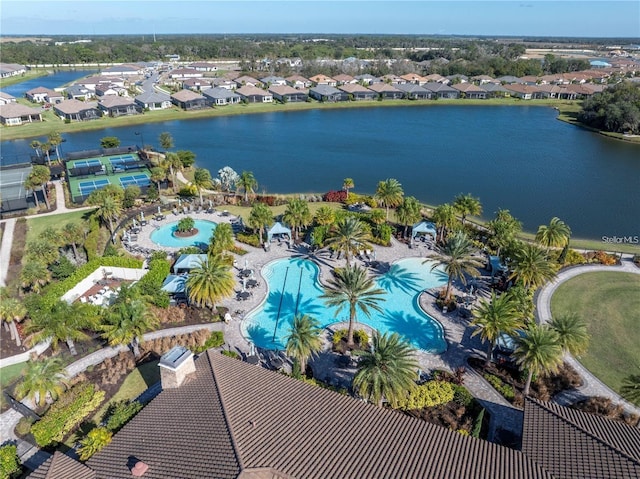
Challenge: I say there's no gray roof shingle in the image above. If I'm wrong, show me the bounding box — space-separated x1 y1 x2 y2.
27 451 95 479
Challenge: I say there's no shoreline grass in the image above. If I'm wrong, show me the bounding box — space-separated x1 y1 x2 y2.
550 271 640 395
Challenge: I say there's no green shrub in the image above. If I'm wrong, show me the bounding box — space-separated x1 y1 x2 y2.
311 225 329 247
236 232 261 247
178 185 197 197
104 400 142 432
373 223 392 245
103 243 120 257
332 328 347 347
78 427 112 461
177 246 202 255
135 257 171 307
192 331 224 353
0 444 21 479
14 417 34 437
221 350 240 359
84 216 100 261
353 329 369 347
123 185 141 209
50 256 75 279
452 384 475 408
472 408 485 438
177 216 195 233
483 373 515 401
563 249 587 265
31 383 105 447
397 380 455 410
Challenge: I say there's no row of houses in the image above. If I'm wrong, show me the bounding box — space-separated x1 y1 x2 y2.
0 62 27 78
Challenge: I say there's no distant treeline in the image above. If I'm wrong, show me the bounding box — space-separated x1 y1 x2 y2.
579 82 640 135
2 35 594 78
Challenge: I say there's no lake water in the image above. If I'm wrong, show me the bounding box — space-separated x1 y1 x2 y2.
2 105 638 240
0 69 98 99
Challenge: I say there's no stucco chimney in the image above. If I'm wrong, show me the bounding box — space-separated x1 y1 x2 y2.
131 461 149 477
159 346 195 389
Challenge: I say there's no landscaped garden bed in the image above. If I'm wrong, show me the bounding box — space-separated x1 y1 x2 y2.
468 357 583 408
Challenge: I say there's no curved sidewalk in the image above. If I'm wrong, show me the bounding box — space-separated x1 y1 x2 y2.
536 259 640 415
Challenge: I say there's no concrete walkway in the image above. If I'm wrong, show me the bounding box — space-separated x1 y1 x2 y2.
0 218 16 287
536 258 640 416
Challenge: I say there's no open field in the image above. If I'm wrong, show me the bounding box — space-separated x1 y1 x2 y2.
26 210 92 243
0 97 582 141
550 271 640 394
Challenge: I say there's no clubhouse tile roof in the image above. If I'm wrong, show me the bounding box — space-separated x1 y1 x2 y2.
522 398 640 479
89 351 552 479
27 451 95 479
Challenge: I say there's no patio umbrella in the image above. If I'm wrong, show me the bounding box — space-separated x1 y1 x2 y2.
244 259 248 270
140 211 145 221
372 250 377 260
178 198 182 207
132 218 137 227
209 199 213 208
242 277 246 292
158 206 161 214
250 342 255 356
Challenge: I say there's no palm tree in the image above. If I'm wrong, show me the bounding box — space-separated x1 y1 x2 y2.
621 374 640 406
30 140 42 160
535 217 571 250
488 209 522 256
514 324 563 396
26 238 60 266
285 314 323 375
353 332 418 407
25 300 100 356
548 313 589 356
186 255 235 311
368 209 386 226
0 296 27 347
41 142 52 165
78 427 113 461
237 171 257 202
102 285 159 357
427 231 483 301
15 357 69 407
20 260 51 293
325 216 371 266
431 203 458 243
150 166 166 192
159 131 174 151
61 222 85 260
453 193 482 225
208 222 235 256
342 177 354 196
88 191 123 242
510 243 557 291
248 202 273 244
47 132 63 161
283 198 311 240
471 292 523 366
395 196 422 238
375 178 404 221
24 174 41 208
504 283 535 325
314 205 335 226
321 264 385 347
163 152 183 193
192 167 213 205
27 165 51 210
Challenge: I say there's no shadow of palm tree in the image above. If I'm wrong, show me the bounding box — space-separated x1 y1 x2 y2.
382 309 447 353
376 264 424 294
245 323 285 350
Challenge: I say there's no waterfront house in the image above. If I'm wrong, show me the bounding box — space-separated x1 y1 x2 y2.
26 87 63 104
309 74 337 87
202 87 241 106
309 84 348 102
235 85 273 103
452 83 487 99
480 83 512 98
504 84 544 100
134 91 172 110
98 96 141 117
234 75 263 88
269 85 308 102
285 74 312 89
65 84 93 101
423 82 460 99
0 91 17 105
0 63 27 78
259 75 287 87
395 83 432 99
338 83 377 100
171 89 207 110
53 99 101 121
0 103 42 126
368 82 403 99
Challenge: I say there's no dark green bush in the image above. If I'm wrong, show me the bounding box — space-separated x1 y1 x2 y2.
103 400 142 432
236 232 261 247
14 417 34 437
483 373 515 401
192 331 225 353
472 408 485 438
50 256 75 279
135 257 171 307
452 384 475 408
0 444 21 479
221 350 240 359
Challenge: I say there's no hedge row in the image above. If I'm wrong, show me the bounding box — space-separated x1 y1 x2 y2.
31 383 106 447
397 380 455 410
135 257 171 307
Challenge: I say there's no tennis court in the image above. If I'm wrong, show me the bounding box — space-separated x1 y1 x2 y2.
78 178 111 196
109 154 138 167
69 159 102 169
119 174 151 188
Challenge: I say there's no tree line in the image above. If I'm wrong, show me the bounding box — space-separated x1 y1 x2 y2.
578 81 640 134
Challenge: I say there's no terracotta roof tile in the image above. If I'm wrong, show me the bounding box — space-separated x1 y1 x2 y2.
27 451 95 479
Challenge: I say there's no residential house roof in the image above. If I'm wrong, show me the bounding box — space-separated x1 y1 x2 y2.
333 73 356 83
76 76 115 86
354 74 379 83
202 87 241 100
135 90 171 103
211 78 237 89
338 83 373 94
522 398 640 479
234 75 263 87
171 89 205 102
496 76 525 84
0 103 42 118
170 68 201 77
423 73 448 83
395 83 429 94
520 75 540 84
504 84 540 95
27 451 95 479
480 83 511 93
285 75 311 84
53 99 99 114
423 82 458 93
309 74 336 84
0 91 17 101
259 76 286 85
26 86 60 97
368 83 402 93
400 73 427 83
99 96 136 108
65 84 92 97
88 352 553 479
379 74 405 84
183 78 212 88
452 83 486 93
471 75 498 83
236 85 271 97
309 84 342 96
446 74 469 83
268 85 306 96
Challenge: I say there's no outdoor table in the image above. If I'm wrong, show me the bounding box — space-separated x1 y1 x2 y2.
245 355 260 365
239 269 253 278
237 291 251 301
246 279 258 288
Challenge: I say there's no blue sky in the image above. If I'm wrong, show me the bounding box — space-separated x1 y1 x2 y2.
1 1 638 37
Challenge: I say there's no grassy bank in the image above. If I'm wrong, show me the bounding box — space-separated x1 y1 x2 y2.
0 69 50 88
1 97 580 142
550 271 640 395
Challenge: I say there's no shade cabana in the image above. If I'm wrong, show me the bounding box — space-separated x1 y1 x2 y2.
411 220 437 241
161 275 186 295
266 222 292 242
173 254 207 274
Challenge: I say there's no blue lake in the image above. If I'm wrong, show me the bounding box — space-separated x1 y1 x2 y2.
0 69 98 98
2 105 639 240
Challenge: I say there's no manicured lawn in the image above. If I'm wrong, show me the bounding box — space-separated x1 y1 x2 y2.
26 210 92 243
91 360 160 424
0 363 26 389
550 271 640 394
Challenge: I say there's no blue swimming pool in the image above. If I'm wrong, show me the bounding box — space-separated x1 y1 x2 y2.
242 257 448 352
150 219 217 248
